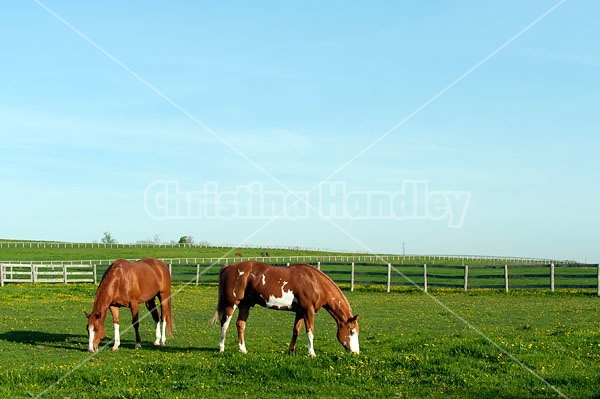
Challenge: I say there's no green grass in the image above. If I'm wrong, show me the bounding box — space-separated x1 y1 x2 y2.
0 241 569 266
0 243 338 262
1 284 599 398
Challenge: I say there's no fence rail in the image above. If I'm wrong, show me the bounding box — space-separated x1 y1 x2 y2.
0 264 96 285
1 259 598 295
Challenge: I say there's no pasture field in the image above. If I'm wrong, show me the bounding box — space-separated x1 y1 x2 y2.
0 241 560 266
0 243 328 263
0 284 599 398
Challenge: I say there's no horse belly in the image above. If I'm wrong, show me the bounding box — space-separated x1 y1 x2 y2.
264 290 295 310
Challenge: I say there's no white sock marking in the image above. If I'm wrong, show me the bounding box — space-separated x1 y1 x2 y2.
307 330 316 357
112 323 120 351
219 314 233 352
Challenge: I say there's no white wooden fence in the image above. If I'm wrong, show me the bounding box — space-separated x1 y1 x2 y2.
2 260 599 297
0 263 96 286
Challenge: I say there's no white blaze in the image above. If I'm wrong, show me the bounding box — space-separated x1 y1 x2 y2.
349 328 360 354
88 326 95 352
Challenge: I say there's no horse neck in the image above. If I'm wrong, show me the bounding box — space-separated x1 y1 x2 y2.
91 276 116 322
324 285 353 324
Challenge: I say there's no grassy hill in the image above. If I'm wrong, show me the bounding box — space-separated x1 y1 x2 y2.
0 241 350 262
0 239 567 266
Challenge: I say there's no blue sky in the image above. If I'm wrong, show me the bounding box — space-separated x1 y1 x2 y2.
1 1 598 261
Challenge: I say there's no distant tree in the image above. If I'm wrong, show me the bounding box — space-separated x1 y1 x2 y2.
153 234 161 244
101 232 117 244
178 235 194 245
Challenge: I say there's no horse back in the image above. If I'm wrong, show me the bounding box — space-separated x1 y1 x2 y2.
116 258 171 301
218 261 332 310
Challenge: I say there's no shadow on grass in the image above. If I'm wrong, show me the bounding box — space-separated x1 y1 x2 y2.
0 330 220 354
0 330 85 350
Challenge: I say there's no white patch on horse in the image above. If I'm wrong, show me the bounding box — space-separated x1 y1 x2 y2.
238 270 245 276
349 328 360 354
88 326 95 352
265 281 295 309
219 314 233 352
261 275 266 285
307 329 316 357
113 323 121 351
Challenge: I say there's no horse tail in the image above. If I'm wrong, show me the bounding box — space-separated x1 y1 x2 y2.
209 264 230 326
165 295 174 337
209 310 220 326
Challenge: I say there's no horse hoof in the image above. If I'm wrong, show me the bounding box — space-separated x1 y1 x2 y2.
135 343 142 349
112 347 119 352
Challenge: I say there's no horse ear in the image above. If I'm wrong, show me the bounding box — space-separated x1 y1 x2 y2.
348 315 359 323
84 311 91 319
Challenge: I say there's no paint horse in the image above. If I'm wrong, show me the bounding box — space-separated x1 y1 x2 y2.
85 258 174 353
210 261 359 357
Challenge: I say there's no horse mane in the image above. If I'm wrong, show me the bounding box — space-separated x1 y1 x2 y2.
99 259 125 282
309 265 354 318
92 259 128 314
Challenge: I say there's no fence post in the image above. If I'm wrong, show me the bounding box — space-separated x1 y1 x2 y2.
63 264 67 284
464 265 469 292
0 263 3 287
169 264 172 275
423 264 428 293
196 264 200 286
317 261 321 271
550 263 555 293
504 265 509 293
350 262 355 292
93 264 97 284
387 263 391 293
597 265 600 297
32 264 37 283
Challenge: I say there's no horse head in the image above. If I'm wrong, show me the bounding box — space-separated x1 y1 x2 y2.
85 311 105 353
336 314 360 354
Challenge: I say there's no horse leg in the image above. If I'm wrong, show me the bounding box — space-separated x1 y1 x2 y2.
219 305 236 352
109 306 120 351
145 298 162 346
158 291 172 345
304 307 316 357
236 305 250 354
130 302 142 349
289 312 304 354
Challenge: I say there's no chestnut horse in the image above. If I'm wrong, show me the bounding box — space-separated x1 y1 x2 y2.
85 258 174 353
210 261 359 356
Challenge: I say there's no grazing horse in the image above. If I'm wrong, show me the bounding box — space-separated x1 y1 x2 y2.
235 252 243 258
85 258 174 353
210 261 359 357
